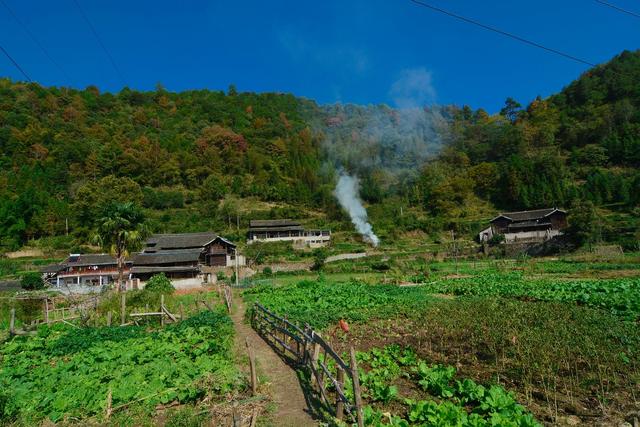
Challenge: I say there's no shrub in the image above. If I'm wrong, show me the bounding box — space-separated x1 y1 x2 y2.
371 262 391 272
0 258 19 277
216 271 227 281
0 390 18 422
20 272 45 290
144 273 175 294
311 248 328 271
262 266 273 276
488 234 505 245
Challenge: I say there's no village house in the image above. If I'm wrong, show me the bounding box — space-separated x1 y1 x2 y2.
130 232 245 287
247 219 331 248
42 254 131 289
479 208 568 244
42 232 244 291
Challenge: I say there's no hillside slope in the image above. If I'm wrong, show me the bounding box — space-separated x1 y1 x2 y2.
0 50 638 251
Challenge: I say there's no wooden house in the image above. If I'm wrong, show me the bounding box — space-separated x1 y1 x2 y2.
247 219 330 248
141 232 242 267
480 208 568 243
42 254 132 289
131 232 245 285
42 232 244 291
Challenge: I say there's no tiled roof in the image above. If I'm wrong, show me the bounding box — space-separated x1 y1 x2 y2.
133 249 202 265
491 208 566 223
249 219 301 228
249 226 304 232
64 254 129 267
145 232 218 250
40 264 65 273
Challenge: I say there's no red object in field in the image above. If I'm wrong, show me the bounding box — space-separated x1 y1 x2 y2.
339 319 349 333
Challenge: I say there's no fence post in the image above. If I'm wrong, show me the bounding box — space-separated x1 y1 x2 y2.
9 308 16 335
246 337 258 396
282 316 288 353
311 334 321 393
336 366 345 421
179 303 184 320
105 388 112 419
106 311 112 327
44 298 49 323
350 347 364 427
160 294 165 327
120 293 126 325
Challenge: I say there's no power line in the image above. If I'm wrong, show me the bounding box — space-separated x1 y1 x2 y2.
0 44 31 81
0 0 70 80
71 0 127 86
595 0 640 19
408 0 596 67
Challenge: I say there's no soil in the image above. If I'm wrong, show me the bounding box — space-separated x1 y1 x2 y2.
327 318 637 427
230 291 316 426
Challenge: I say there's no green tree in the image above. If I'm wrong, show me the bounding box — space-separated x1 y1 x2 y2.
311 248 328 271
567 200 600 248
144 273 175 294
200 174 228 201
72 176 143 234
93 202 148 292
20 272 45 290
500 97 523 123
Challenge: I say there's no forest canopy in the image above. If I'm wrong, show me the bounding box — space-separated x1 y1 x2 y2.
0 50 638 250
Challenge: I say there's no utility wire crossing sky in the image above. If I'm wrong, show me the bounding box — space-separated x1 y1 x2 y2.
0 0 638 112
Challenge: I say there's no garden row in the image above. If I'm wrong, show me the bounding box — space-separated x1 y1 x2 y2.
243 276 640 425
417 273 640 320
0 305 239 424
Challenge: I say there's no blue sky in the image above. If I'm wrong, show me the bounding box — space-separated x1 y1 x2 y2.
0 0 638 112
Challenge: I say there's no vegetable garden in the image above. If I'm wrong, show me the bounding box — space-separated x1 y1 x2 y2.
352 345 540 426
0 306 239 424
243 273 640 425
416 273 640 320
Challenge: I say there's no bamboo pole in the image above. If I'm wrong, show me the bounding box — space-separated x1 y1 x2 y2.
105 388 113 419
350 347 364 427
336 366 345 421
249 407 258 427
9 308 15 335
160 295 165 327
311 339 321 393
246 337 257 396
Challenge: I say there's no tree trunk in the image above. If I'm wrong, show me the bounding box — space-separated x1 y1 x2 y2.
117 254 125 292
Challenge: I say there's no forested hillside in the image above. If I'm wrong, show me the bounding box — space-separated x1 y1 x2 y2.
0 50 638 251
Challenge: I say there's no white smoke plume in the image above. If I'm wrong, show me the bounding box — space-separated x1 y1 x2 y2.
334 173 380 247
322 67 447 247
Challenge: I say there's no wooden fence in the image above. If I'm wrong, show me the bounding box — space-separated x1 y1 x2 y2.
251 302 364 426
7 294 99 335
222 284 233 313
7 293 220 335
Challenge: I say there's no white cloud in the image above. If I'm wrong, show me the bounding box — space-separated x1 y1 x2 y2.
389 67 437 109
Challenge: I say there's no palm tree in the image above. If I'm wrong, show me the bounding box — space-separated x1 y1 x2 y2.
93 202 148 292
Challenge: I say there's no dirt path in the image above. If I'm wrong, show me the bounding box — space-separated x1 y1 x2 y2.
231 292 315 426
